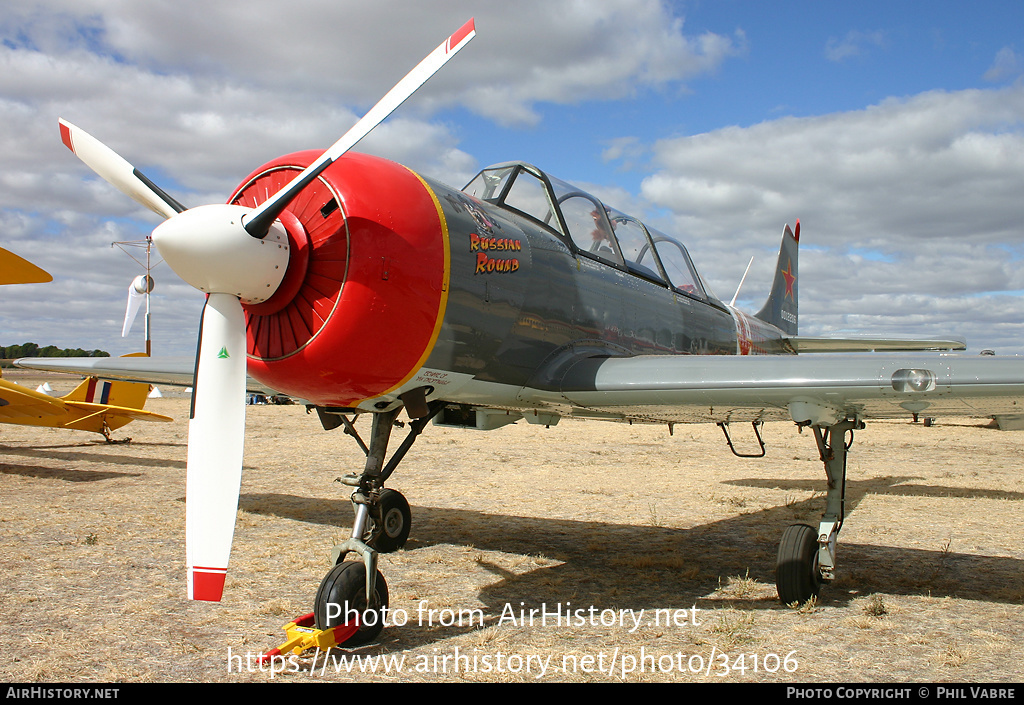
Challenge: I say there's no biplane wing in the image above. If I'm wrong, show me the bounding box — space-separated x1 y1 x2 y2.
0 377 68 419
0 243 169 438
0 245 51 285
14 355 278 395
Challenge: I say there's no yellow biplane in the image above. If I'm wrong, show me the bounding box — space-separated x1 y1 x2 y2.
0 245 171 440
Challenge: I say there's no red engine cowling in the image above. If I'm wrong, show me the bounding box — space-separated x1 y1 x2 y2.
229 151 449 406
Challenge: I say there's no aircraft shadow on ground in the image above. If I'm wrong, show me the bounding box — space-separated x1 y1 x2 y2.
725 475 1024 503
0 443 187 470
241 473 1024 630
0 461 141 482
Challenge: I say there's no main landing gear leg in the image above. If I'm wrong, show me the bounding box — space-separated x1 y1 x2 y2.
313 401 443 645
776 418 863 605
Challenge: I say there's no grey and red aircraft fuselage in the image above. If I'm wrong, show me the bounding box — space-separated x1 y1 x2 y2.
25 143 1024 645
225 149 1019 639
240 151 799 418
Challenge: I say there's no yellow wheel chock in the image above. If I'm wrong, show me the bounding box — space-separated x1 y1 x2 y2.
259 612 359 664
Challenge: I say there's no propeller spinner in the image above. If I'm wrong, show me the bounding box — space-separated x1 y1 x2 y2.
60 18 476 601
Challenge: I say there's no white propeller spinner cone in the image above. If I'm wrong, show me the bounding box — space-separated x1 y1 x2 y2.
152 205 290 302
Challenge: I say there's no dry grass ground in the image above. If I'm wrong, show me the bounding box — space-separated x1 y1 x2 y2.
1 371 1022 683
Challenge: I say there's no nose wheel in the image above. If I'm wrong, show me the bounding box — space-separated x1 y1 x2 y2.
316 403 442 646
314 560 390 647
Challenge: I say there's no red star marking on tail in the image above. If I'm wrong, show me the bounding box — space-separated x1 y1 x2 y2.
782 260 796 300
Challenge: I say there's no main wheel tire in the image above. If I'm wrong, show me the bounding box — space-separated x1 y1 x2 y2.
368 489 411 553
314 561 389 646
776 523 822 605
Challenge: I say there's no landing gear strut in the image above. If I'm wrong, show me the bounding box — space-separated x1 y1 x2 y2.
312 400 442 644
776 418 863 604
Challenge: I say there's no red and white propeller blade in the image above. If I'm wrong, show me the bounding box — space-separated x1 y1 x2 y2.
62 19 477 602
244 17 476 237
58 118 186 219
151 206 287 602
185 293 247 601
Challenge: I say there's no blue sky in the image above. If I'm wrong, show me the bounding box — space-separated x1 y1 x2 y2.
458 2 1024 193
0 1 1022 356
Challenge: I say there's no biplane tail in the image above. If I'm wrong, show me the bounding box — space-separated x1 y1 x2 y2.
60 376 170 434
754 221 799 336
63 376 149 408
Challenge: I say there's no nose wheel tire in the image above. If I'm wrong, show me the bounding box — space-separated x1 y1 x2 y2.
314 561 390 646
368 488 411 553
776 523 822 605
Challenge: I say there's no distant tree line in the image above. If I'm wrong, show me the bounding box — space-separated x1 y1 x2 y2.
2 343 110 359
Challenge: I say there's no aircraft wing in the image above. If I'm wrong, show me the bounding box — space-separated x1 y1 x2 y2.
13 356 281 395
783 336 967 353
62 401 173 424
0 245 52 285
18 352 1024 427
546 353 1024 425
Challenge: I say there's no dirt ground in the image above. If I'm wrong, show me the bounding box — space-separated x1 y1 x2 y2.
1 371 1022 683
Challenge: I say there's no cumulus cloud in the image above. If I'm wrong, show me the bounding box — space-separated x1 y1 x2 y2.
644 87 1024 239
824 30 886 62
984 46 1022 82
460 16 745 127
1 1 743 190
1 2 1021 356
2 1 743 127
601 136 649 171
0 0 744 355
640 87 1024 351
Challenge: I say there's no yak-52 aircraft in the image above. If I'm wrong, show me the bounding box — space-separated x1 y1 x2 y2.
24 18 1024 646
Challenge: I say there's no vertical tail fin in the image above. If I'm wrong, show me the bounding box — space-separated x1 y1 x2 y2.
62 377 151 410
754 220 799 336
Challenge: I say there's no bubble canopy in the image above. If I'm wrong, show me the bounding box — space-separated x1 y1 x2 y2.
463 162 716 302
